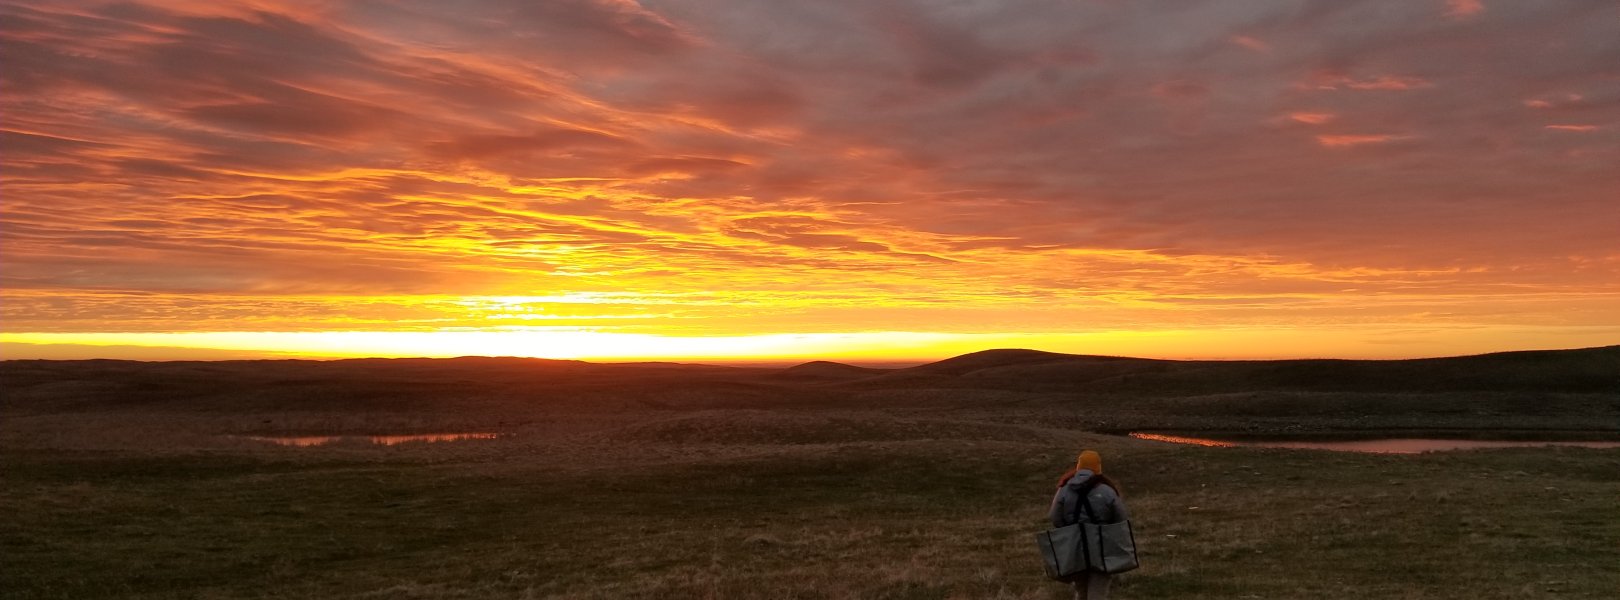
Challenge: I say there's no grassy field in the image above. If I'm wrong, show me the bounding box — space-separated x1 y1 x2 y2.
3 350 1618 599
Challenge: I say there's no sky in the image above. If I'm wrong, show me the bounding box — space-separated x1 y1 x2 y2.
1 0 1617 362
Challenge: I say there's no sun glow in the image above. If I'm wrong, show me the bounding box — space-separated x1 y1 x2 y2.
4 326 1616 363
0 330 1058 361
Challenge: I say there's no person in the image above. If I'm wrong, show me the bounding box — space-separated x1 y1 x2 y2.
1048 449 1129 600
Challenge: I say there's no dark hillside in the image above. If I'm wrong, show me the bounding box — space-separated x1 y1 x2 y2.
773 361 888 381
2 346 1614 414
828 345 1620 395
1082 346 1620 395
0 357 776 414
902 348 1142 376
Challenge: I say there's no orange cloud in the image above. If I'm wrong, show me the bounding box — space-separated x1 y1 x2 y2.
1315 134 1411 147
1544 125 1599 132
1346 76 1432 91
1288 112 1337 125
1445 0 1485 19
1309 72 1434 91
1229 35 1270 52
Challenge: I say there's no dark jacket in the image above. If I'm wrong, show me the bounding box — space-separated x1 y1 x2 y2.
1048 469 1128 528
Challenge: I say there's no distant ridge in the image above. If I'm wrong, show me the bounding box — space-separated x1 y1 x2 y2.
836 345 1620 394
775 360 888 380
905 348 1146 376
2 345 1614 415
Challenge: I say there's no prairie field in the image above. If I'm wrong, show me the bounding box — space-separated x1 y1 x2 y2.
3 349 1618 599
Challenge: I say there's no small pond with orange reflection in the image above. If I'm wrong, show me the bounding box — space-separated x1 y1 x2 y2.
240 433 502 447
1129 432 1620 454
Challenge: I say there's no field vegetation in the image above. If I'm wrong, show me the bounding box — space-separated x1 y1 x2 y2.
3 347 1618 598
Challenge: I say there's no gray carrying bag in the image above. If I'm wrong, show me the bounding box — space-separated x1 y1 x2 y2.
1034 521 1087 580
1035 478 1140 579
1083 520 1140 574
1035 478 1101 580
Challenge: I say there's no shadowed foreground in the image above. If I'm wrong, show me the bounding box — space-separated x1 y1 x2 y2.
3 348 1618 598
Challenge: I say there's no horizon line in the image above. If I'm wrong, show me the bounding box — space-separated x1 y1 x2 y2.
3 342 1613 367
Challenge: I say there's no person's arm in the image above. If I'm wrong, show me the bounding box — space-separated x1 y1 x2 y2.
1105 486 1130 521
1048 488 1068 528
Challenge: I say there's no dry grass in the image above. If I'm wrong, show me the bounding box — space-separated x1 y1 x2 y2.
3 357 1618 599
4 409 1618 599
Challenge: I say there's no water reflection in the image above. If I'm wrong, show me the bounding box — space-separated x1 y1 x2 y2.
243 433 500 447
1129 432 1620 454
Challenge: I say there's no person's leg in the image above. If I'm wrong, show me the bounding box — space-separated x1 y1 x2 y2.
1084 573 1112 600
1070 579 1087 600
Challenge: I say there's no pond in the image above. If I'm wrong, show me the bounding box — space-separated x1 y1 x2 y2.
1129 432 1620 454
241 433 502 447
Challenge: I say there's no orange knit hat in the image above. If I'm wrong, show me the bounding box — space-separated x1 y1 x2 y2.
1076 450 1102 473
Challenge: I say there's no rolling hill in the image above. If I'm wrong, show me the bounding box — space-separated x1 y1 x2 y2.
832 345 1620 394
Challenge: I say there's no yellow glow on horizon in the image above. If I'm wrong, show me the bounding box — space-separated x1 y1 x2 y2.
1 330 1038 361
4 326 1615 363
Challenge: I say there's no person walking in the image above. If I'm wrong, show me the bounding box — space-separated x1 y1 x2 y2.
1048 450 1129 600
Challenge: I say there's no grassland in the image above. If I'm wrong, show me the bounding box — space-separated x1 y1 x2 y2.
3 348 1618 599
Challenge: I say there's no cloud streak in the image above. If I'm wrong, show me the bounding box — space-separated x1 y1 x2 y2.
1315 134 1412 147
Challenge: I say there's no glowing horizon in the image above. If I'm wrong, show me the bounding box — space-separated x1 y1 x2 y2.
2 1 1617 362
5 325 1617 363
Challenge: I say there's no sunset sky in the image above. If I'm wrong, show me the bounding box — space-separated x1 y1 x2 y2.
2 0 1617 362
